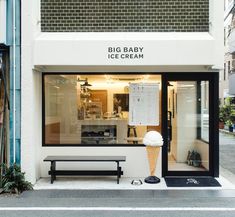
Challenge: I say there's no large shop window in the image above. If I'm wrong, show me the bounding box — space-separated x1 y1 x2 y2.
43 74 161 146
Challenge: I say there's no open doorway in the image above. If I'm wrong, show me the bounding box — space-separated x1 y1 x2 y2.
167 81 209 172
162 73 219 177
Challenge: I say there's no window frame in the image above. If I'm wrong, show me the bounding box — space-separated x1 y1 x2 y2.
161 72 219 177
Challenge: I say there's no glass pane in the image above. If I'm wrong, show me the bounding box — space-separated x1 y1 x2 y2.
201 81 209 142
167 81 209 172
44 74 161 145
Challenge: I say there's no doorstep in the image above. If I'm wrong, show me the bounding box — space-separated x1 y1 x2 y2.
34 176 234 190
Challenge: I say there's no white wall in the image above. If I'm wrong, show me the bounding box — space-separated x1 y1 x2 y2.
170 82 209 169
177 82 197 162
0 0 6 44
21 0 41 183
171 82 197 163
210 0 224 70
33 33 215 68
41 147 162 179
195 140 209 170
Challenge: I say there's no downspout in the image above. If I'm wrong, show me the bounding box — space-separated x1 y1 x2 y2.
13 0 16 163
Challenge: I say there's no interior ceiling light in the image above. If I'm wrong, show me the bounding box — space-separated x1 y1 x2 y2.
111 77 142 81
78 78 92 87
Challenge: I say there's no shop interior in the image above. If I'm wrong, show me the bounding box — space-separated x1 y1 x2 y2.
44 74 161 146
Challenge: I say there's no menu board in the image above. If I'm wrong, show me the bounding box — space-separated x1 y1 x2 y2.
129 83 159 126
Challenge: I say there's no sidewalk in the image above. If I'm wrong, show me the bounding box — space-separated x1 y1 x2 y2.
220 129 235 136
34 176 234 190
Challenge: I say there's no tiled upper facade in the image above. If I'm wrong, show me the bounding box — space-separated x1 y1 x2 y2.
41 0 209 32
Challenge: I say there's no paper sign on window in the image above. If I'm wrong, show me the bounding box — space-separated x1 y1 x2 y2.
129 83 159 126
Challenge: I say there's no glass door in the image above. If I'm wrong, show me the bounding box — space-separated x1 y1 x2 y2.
162 73 219 177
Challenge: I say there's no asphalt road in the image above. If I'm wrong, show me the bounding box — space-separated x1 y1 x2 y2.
220 132 235 178
1 190 235 217
0 210 234 217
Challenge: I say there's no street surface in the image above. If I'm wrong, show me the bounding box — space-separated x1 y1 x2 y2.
0 132 234 217
220 132 235 184
1 189 235 217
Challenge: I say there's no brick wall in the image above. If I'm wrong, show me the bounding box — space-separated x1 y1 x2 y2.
41 0 209 32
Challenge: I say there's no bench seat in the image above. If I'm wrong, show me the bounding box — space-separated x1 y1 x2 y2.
44 156 126 184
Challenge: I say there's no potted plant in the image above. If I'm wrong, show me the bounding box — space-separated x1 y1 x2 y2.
219 106 225 129
226 119 234 132
220 102 234 131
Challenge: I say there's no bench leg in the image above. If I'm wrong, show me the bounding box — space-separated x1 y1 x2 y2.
117 161 120 184
50 161 56 184
53 161 56 181
118 167 122 178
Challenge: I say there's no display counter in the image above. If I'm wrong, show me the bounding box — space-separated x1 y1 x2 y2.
77 119 128 144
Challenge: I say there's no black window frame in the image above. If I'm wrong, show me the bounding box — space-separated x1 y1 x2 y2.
162 72 219 177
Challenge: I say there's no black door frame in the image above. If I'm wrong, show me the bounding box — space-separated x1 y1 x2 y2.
161 72 219 177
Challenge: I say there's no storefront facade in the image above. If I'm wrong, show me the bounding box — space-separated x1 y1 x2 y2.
21 0 223 183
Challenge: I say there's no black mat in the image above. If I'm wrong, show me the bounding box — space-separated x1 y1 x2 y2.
165 177 221 187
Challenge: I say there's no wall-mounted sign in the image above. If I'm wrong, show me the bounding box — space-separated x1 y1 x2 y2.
129 83 159 126
0 0 6 44
107 46 144 60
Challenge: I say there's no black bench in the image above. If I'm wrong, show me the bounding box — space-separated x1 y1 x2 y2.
43 156 126 184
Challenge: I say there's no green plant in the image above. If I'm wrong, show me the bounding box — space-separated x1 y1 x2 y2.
226 119 233 127
219 106 226 122
219 104 233 123
0 163 33 194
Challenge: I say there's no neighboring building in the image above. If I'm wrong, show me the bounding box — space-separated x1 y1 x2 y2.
225 0 235 101
22 1 223 184
0 0 20 166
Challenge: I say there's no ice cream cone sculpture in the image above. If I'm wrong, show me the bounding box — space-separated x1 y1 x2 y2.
146 146 160 176
143 131 163 184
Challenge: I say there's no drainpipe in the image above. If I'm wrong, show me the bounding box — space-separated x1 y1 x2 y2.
13 0 16 163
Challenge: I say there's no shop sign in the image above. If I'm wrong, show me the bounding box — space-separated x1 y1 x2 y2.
0 0 6 44
107 46 144 60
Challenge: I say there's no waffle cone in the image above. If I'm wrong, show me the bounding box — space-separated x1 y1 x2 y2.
146 146 160 176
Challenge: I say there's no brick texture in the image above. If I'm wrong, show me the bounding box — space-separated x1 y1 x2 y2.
41 0 209 32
